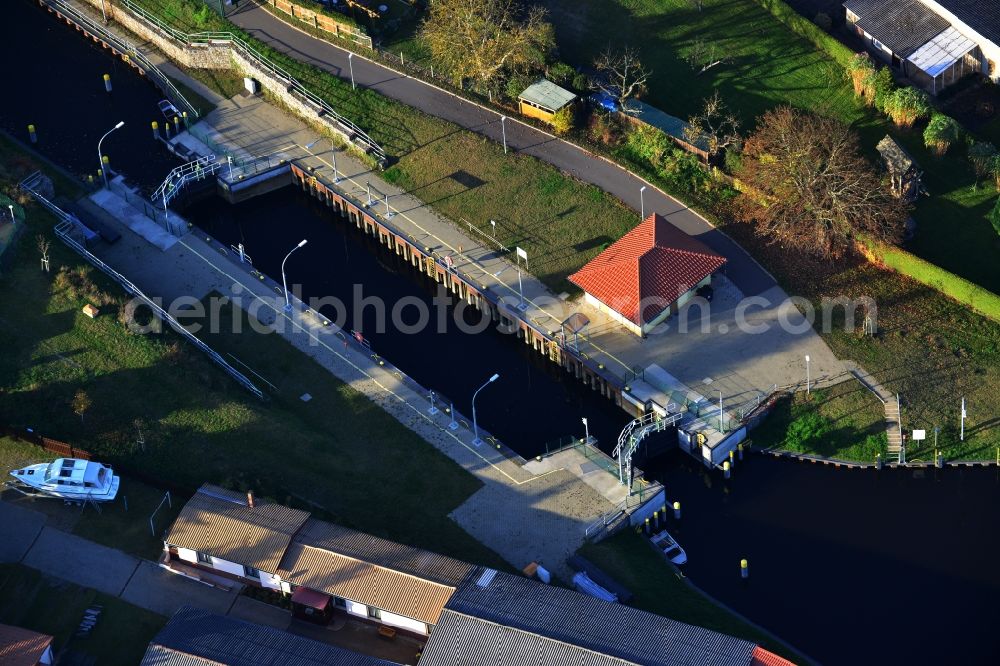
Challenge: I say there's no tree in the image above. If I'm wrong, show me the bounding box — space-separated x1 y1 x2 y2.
686 37 728 75
923 113 961 156
990 197 1000 239
594 46 649 114
847 53 876 98
968 141 997 182
733 106 908 259
421 0 554 88
71 389 92 425
36 234 51 273
884 87 932 128
685 91 741 155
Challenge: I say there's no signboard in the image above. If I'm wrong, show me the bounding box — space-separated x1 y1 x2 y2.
912 429 926 441
516 246 528 266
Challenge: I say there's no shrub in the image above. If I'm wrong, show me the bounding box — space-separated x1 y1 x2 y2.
784 412 832 452
504 72 535 101
968 141 998 181
989 197 1000 239
869 67 897 113
847 53 876 98
572 72 591 93
723 147 743 174
550 106 575 135
923 113 961 156
623 124 671 168
813 12 832 31
660 148 710 193
884 87 932 128
587 112 623 146
547 62 576 88
990 155 1000 189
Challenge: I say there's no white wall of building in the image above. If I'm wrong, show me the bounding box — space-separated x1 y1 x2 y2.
176 547 198 565
583 293 642 337
260 572 282 591
346 599 369 618
381 611 429 635
208 556 245 578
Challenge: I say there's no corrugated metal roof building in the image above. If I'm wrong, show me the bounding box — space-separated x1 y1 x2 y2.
164 484 310 574
428 569 759 666
140 606 400 666
0 624 54 666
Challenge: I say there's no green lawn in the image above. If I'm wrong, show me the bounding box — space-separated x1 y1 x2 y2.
726 223 1000 461
580 532 803 663
0 564 164 665
0 147 506 570
751 381 888 461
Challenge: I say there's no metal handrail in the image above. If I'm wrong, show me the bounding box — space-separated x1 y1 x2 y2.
117 0 385 162
42 0 198 118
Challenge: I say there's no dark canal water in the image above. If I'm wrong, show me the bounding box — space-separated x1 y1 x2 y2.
9 2 1000 663
2 1 178 190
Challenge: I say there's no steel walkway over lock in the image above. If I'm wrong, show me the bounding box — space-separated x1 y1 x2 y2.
152 155 220 209
614 407 680 488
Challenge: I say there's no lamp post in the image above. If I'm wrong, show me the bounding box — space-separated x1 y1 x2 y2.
281 239 308 312
639 185 647 219
471 373 500 446
805 354 811 395
500 115 508 154
97 121 125 189
582 417 590 444
7 205 14 224
348 53 356 90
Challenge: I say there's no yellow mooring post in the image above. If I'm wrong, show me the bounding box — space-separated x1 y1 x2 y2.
673 501 681 520
173 115 180 132
102 155 110 167
723 461 731 480
151 121 159 140
740 559 749 579
103 73 112 92
182 111 189 129
28 124 37 143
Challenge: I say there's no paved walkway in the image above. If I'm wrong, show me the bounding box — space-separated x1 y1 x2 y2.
0 499 241 618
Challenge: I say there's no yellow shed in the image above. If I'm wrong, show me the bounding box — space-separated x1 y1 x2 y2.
517 79 577 124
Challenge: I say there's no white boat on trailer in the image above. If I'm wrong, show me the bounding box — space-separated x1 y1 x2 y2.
8 458 120 503
651 529 688 565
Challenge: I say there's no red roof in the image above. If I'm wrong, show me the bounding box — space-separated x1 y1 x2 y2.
290 585 332 611
750 645 797 666
0 624 53 666
568 214 726 325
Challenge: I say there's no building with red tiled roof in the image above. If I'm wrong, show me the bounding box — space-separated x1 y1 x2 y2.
0 624 54 666
569 214 726 336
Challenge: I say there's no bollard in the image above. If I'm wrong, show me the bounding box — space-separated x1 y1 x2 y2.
97 169 103 181
644 517 650 535
173 115 180 132
935 450 943 469
673 501 681 520
729 450 735 467
87 174 94 185
738 442 744 461
182 111 189 129
102 155 110 167
876 453 883 471
723 461 731 480
165 122 172 139
652 510 659 530
740 558 749 579
151 121 159 140
28 124 37 143
103 73 112 92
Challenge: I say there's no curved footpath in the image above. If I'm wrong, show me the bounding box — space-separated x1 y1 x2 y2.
228 2 774 296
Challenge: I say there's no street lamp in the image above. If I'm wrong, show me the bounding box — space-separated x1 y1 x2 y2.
639 185 647 219
805 354 811 395
97 121 125 189
500 115 508 154
582 417 590 444
7 205 14 224
348 53 356 90
471 373 500 447
281 239 308 312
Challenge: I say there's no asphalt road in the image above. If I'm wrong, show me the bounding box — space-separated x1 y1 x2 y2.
228 2 774 296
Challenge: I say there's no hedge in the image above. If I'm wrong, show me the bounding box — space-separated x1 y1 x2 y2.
752 0 855 68
858 238 1000 323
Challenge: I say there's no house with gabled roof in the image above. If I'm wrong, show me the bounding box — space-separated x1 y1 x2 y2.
569 213 727 337
844 0 1000 93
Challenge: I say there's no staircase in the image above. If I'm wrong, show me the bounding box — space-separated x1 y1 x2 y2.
848 362 902 462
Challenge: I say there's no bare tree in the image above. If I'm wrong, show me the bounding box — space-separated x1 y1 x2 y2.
421 0 554 87
36 234 51 273
594 46 650 114
71 389 92 426
734 106 908 259
685 92 741 155
686 37 729 75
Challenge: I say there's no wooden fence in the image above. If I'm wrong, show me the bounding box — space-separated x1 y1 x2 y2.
268 0 373 49
1 425 91 460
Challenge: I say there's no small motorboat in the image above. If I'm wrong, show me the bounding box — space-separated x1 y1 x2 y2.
9 458 120 503
651 529 688 565
158 99 181 121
